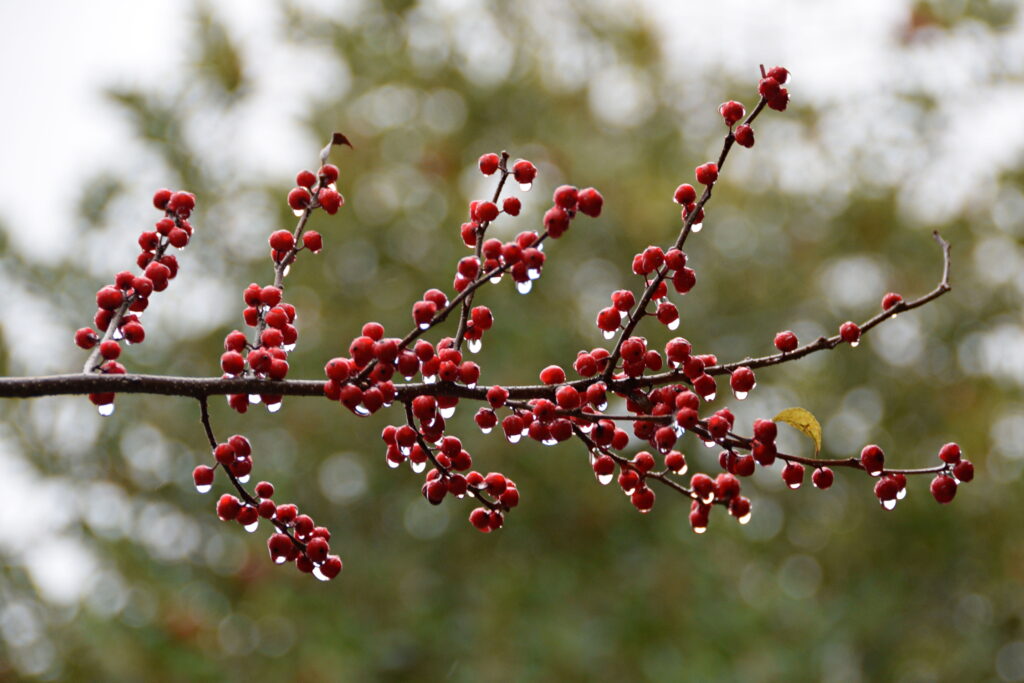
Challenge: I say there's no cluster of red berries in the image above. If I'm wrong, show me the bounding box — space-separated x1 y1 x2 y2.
74 188 196 410
220 163 343 414
191 434 341 580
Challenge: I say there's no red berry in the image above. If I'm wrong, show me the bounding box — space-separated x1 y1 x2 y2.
874 476 900 502
543 207 570 238
269 230 294 252
318 188 344 214
753 419 777 443
479 153 500 175
767 66 789 84
577 188 603 217
296 170 316 188
882 292 903 311
733 124 754 148
782 462 805 488
319 164 339 184
539 365 566 385
221 351 245 375
690 473 714 501
730 366 755 394
74 328 99 349
512 160 537 185
774 330 798 353
938 442 961 464
216 494 241 521
812 467 834 490
953 459 974 482
631 487 655 512
193 465 215 488
719 100 745 126
553 185 578 210
695 163 718 185
860 444 885 475
167 191 196 217
502 197 521 216
287 187 312 212
673 184 696 205
758 77 781 99
839 321 861 344
930 475 957 503
99 340 121 360
672 268 696 294
152 189 173 209
96 286 124 311
474 201 499 223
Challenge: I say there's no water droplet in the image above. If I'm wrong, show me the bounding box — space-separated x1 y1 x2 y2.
292 208 304 217
675 464 689 476
313 566 329 581
480 427 492 435
244 520 259 533
516 280 533 295
667 318 681 331
97 403 115 417
890 313 899 320
282 265 291 277
850 341 860 348
490 275 503 284
328 182 337 192
596 401 608 411
602 330 616 340
354 405 370 416
440 406 456 419
249 394 262 404
284 343 296 352
701 493 715 505
578 422 593 433
274 556 288 565
425 375 436 384
399 445 412 456
897 487 907 500
734 391 748 400
113 330 124 341
418 322 430 330
468 338 482 354
542 438 557 446
693 525 708 534
674 425 685 437
597 473 614 486
267 402 282 413
403 374 415 381
619 310 628 320
507 434 522 444
527 268 541 280
519 182 532 192
787 481 801 490
738 512 752 525
622 484 637 496
238 474 251 484
386 457 401 469
706 392 717 401
536 243 544 252
691 222 703 233
467 382 477 389
703 440 715 448
882 498 897 511
410 460 427 474
195 483 212 494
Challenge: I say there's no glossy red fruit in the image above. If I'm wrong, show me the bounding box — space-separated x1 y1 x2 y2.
860 444 885 476
719 100 745 126
882 292 903 311
479 153 500 175
695 163 718 185
774 330 798 352
930 475 957 503
812 467 834 490
577 188 603 217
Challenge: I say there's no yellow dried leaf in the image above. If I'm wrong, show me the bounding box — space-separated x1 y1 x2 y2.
773 407 822 455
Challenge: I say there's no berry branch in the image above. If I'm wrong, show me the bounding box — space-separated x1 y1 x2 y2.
0 66 976 579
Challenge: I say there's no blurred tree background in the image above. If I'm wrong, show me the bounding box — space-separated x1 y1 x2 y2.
1 0 1023 680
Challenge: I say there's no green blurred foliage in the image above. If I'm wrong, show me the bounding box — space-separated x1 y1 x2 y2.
1 1 1023 681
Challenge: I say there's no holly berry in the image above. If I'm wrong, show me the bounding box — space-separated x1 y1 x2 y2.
860 445 885 475
774 330 798 353
287 187 312 212
674 184 697 205
512 160 537 185
840 321 861 344
938 442 961 464
812 467 834 490
733 124 754 148
719 100 745 126
882 292 903 311
930 475 957 503
479 153 500 175
695 163 719 185
577 188 603 217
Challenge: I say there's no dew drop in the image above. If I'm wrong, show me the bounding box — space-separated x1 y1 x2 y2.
490 275 503 284
399 445 412 456
418 322 430 330
703 440 715 448
516 280 533 295
536 243 544 252
706 392 717 401
425 375 437 384
701 493 715 505
622 484 637 496
674 425 685 437
597 473 614 486
386 457 401 469
244 520 259 533
468 338 482 354
596 401 608 411
787 481 801 490
480 427 493 435
274 556 288 565
667 318 681 331
734 391 748 400
284 343 296 352
693 526 708 534
403 374 415 381
691 222 703 233
328 182 337 192
467 382 477 389
238 474 251 484
850 341 860 348
639 509 652 515
249 394 262 404
410 460 427 474
267 402 282 413
195 483 212 494
578 422 593 433
440 406 456 419
313 566 329 581
542 438 557 446
619 310 628 320
354 405 370 416
519 182 532 192
890 313 899 320
97 403 115 417
675 464 689 476
882 498 897 511
282 265 291 277
292 208 304 217
507 434 522 445
602 330 616 340
527 268 541 280
738 512 752 525
897 487 907 500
